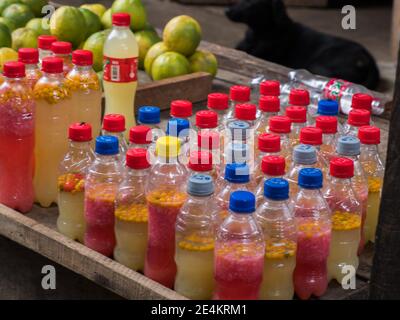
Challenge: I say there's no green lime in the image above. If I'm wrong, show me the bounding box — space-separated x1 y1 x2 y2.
0 0 20 16
111 0 147 31
26 17 51 35
79 8 102 39
144 41 170 75
2 3 34 29
0 17 16 32
12 27 37 50
83 29 110 72
0 22 12 47
135 30 161 70
101 8 112 29
151 51 190 81
20 0 48 17
80 3 107 18
189 50 218 77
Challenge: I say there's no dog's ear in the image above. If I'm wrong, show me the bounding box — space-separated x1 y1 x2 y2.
271 0 291 27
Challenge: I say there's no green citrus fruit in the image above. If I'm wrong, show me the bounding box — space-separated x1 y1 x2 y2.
79 8 102 39
0 22 12 47
49 6 86 49
12 27 37 50
80 3 107 18
0 47 18 72
26 17 51 35
20 0 48 17
101 8 112 29
0 17 16 32
0 0 20 16
83 29 110 72
189 50 218 77
144 41 170 75
163 15 202 57
151 51 190 81
2 3 34 29
135 30 161 70
97 70 103 89
143 22 156 33
111 0 147 31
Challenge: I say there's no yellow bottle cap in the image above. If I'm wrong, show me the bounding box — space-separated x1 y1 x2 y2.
156 136 180 158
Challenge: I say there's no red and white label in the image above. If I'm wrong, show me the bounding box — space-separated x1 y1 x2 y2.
103 56 138 83
323 78 350 101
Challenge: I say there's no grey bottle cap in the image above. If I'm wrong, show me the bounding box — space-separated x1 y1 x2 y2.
187 174 214 196
336 136 360 156
227 120 250 140
225 142 249 164
293 144 317 165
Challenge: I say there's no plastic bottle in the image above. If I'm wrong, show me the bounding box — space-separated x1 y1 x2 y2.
145 136 188 288
37 35 57 64
293 168 331 300
259 80 280 98
358 126 384 243
129 125 152 149
254 96 280 137
114 148 150 271
286 105 308 148
198 130 221 171
195 110 219 149
234 103 257 129
226 120 251 145
207 92 230 130
344 109 371 138
33 57 70 207
188 150 217 181
102 114 128 159
268 115 292 165
316 99 344 133
324 157 361 283
84 136 122 256
18 48 41 89
225 85 251 123
214 190 265 300
103 13 139 135
255 133 281 179
51 41 73 76
336 136 368 253
175 174 217 299
57 123 94 242
299 126 327 171
170 100 193 127
66 50 102 138
255 155 286 206
316 116 338 165
256 178 297 300
137 106 162 142
0 61 35 213
289 89 311 119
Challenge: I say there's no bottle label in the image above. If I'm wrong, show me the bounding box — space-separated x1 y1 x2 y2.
323 78 350 101
103 56 138 83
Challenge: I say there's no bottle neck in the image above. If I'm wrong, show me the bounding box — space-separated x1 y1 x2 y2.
25 64 39 71
69 140 92 150
361 144 378 154
329 176 352 186
3 76 25 84
157 155 179 164
73 65 92 73
126 166 150 177
113 25 130 32
43 72 64 80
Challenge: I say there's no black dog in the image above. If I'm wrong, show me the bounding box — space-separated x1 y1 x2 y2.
226 0 380 89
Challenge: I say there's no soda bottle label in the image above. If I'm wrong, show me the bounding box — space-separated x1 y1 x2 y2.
323 78 350 101
103 56 138 83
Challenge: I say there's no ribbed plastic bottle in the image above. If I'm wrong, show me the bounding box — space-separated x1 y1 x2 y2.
286 105 308 148
37 35 57 64
51 41 73 76
18 48 41 89
207 93 230 130
268 115 292 165
344 109 371 137
315 115 338 165
102 114 128 159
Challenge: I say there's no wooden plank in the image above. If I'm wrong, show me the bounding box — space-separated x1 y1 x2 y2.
391 0 400 61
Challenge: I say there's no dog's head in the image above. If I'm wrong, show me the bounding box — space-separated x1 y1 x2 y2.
226 0 291 31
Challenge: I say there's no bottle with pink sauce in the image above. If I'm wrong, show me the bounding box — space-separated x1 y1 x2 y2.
315 115 338 165
51 41 73 76
343 109 371 137
225 85 251 124
214 190 265 300
102 114 128 159
0 62 35 213
285 105 308 148
84 136 122 256
288 88 311 119
293 168 331 300
255 95 280 137
145 136 188 288
18 48 41 89
37 35 57 64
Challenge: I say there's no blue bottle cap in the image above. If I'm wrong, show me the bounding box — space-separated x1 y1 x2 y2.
229 190 255 214
166 118 190 137
298 168 323 189
95 135 119 155
187 174 214 196
264 178 289 200
225 142 249 164
293 144 317 165
227 120 250 140
138 106 160 124
318 99 339 116
336 136 360 156
224 163 250 183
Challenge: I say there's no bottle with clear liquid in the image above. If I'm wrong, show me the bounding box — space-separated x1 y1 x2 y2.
324 157 361 283
114 148 150 271
256 178 297 300
145 136 188 288
103 13 139 137
37 35 57 64
285 106 307 148
293 168 331 300
315 116 338 165
214 190 265 300
18 48 41 89
102 114 128 158
57 123 94 242
175 174 217 299
51 41 73 76
358 126 384 243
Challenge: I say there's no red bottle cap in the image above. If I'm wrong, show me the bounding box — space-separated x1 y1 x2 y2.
170 100 193 117
112 13 131 27
72 50 93 66
3 61 25 78
38 35 57 50
51 41 72 55
18 48 39 64
235 103 257 121
198 131 220 150
41 57 63 74
285 105 307 123
358 125 380 144
207 93 229 110
261 155 286 176
126 148 150 170
289 88 310 106
103 114 126 132
300 127 323 145
258 133 280 153
348 109 370 127
196 110 218 128
188 150 213 172
260 80 280 96
269 116 291 134
330 157 354 178
259 95 280 112
352 93 373 111
68 122 92 142
230 85 250 102
129 125 152 144
315 116 338 134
